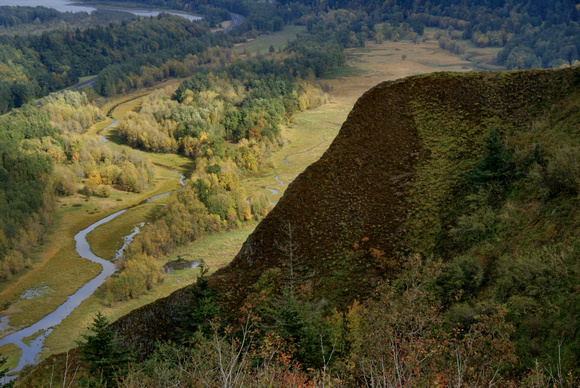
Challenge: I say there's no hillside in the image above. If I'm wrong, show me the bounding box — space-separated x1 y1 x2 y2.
212 67 580 305
21 67 580 385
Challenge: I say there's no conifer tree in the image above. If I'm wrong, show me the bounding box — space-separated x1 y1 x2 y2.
466 127 514 187
77 312 129 386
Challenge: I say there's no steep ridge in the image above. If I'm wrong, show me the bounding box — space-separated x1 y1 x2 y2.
210 67 580 311
110 67 580 355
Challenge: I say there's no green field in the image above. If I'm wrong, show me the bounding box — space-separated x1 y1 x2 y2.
234 25 305 57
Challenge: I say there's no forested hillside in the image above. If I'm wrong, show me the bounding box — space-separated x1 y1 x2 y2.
0 13 228 113
276 0 580 69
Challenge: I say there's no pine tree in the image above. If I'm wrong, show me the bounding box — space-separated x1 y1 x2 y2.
77 312 129 386
184 264 221 337
466 127 514 187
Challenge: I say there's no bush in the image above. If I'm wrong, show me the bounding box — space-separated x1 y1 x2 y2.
95 185 111 198
435 255 486 306
528 146 580 199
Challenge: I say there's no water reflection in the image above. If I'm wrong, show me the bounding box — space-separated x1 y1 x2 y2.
0 1 202 21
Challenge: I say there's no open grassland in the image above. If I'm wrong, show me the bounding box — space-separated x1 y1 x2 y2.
2 28 503 369
327 32 501 108
163 220 258 272
234 25 305 57
241 105 345 203
0 343 20 371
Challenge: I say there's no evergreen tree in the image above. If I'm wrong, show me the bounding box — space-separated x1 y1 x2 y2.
184 264 221 337
466 127 514 187
77 312 130 386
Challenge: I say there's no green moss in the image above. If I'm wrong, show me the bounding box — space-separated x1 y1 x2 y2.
404 68 580 256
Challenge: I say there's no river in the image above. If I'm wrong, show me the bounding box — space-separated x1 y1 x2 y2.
0 0 202 22
0 129 186 381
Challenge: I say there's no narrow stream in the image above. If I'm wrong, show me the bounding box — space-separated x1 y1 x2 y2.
0 209 125 374
99 118 118 143
265 174 285 206
264 139 327 202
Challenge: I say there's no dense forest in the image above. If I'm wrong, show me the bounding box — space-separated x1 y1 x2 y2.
0 6 135 36
0 13 227 113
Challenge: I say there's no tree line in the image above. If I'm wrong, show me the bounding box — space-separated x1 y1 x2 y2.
0 6 134 36
276 0 580 69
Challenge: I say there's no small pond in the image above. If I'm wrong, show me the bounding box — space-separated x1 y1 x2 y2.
163 258 200 272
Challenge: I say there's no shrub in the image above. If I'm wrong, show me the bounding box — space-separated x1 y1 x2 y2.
95 185 111 198
528 146 580 199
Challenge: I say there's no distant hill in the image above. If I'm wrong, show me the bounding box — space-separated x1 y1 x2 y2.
108 67 580 378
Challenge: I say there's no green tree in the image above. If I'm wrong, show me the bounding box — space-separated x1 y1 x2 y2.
466 127 513 187
77 312 130 386
184 264 221 337
465 127 514 207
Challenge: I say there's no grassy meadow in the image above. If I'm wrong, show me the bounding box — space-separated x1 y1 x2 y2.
0 28 503 369
234 25 305 57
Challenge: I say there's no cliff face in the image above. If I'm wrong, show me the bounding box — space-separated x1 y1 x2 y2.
112 67 580 353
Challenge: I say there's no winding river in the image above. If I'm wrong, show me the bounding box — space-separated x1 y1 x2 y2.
0 123 185 380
